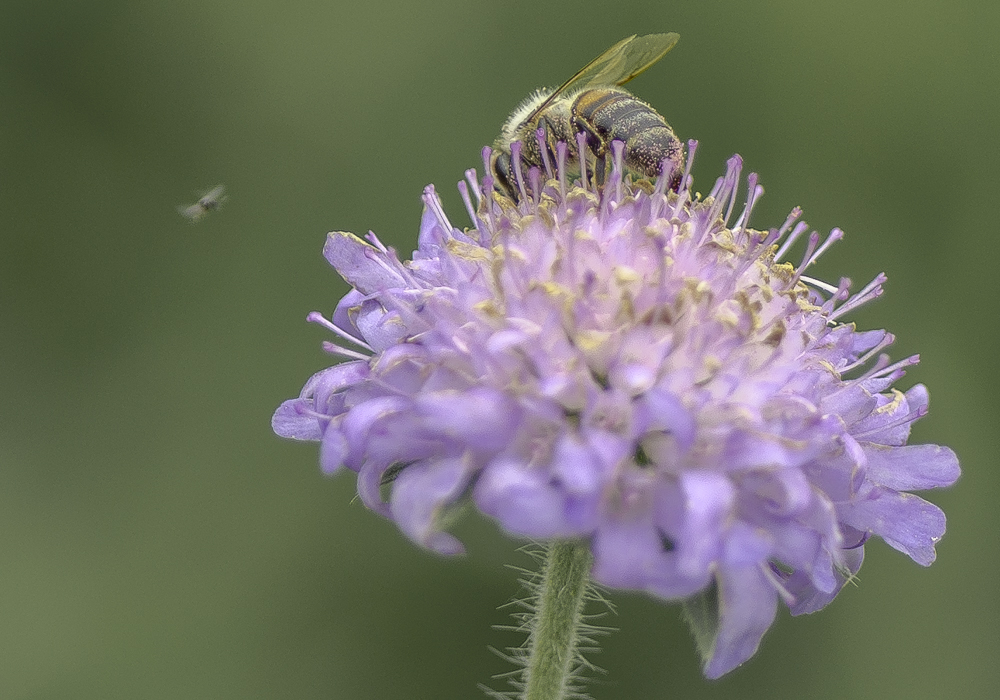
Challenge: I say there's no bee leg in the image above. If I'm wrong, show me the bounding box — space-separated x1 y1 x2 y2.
541 116 563 173
593 154 607 188
570 118 609 190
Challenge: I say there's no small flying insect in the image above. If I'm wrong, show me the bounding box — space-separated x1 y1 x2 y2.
491 33 684 200
178 184 227 222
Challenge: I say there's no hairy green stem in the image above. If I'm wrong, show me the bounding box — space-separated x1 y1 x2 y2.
523 541 593 700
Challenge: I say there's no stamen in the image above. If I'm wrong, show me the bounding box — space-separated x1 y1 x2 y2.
681 139 697 194
667 140 698 220
465 168 482 205
291 404 333 424
804 228 844 269
576 131 590 194
789 232 821 285
652 232 670 323
840 332 896 373
761 562 797 607
774 221 810 262
564 202 578 285
825 351 894 395
708 175 725 202
698 158 737 245
829 273 886 320
481 146 494 198
707 154 743 226
650 176 667 220
422 185 454 234
375 293 434 336
852 405 928 440
480 173 499 237
306 311 373 351
556 142 569 200
777 207 803 238
610 140 625 203
801 275 843 296
761 228 782 248
321 341 373 361
528 166 542 207
363 231 389 254
742 226 783 271
723 170 741 226
458 180 478 228
363 246 412 286
866 353 920 381
731 173 762 240
653 156 671 199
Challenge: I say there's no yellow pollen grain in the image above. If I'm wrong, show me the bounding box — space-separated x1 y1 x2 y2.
473 299 502 318
696 356 722 385
445 239 492 264
816 359 841 379
873 388 905 415
614 266 641 284
576 329 612 353
540 281 572 299
713 302 741 328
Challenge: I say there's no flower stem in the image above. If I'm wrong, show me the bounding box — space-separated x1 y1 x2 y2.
523 541 593 700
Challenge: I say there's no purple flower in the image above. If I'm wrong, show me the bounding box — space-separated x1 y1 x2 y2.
273 141 959 678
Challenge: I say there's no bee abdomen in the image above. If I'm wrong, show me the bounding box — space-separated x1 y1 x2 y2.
623 127 684 178
577 89 664 133
573 88 683 178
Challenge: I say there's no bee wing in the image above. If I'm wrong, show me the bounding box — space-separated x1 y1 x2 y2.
178 203 205 222
197 184 226 207
524 33 679 124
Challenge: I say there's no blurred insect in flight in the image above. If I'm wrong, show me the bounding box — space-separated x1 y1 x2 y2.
491 33 684 201
178 184 227 222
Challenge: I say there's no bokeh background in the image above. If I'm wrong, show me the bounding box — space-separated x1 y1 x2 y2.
1 0 995 698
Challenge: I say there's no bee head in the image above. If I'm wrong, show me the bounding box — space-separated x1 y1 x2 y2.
489 147 518 201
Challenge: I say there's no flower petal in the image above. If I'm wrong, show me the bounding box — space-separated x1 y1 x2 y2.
474 457 576 538
861 443 960 490
271 398 323 440
703 525 779 678
390 458 469 555
837 484 947 565
323 230 405 293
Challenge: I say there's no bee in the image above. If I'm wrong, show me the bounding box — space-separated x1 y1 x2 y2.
178 184 227 222
491 33 684 200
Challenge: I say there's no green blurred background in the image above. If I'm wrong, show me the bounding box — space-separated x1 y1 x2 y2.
0 0 995 698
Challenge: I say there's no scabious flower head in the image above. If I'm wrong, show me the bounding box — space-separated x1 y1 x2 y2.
273 140 959 678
